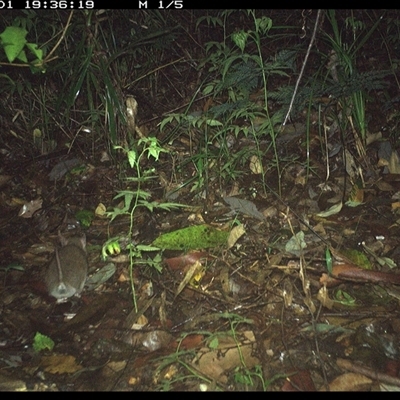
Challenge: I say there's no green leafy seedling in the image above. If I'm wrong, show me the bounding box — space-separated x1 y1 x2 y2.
334 289 356 306
102 239 121 260
33 332 55 352
75 209 95 228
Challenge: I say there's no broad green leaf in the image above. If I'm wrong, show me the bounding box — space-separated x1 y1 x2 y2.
127 150 137 168
232 30 248 51
26 42 43 60
0 26 27 62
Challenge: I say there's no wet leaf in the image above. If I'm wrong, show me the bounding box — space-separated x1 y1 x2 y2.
179 334 204 350
317 285 335 309
232 30 248 51
208 337 219 350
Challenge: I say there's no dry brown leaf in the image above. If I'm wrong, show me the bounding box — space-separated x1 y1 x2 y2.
192 332 259 384
220 267 230 295
227 224 246 249
317 285 335 309
376 180 395 192
178 334 204 350
41 354 82 374
366 131 382 146
392 201 400 210
0 175 11 189
108 361 127 373
281 369 316 391
327 372 372 391
95 202 107 216
389 151 400 174
165 251 209 271
295 174 306 186
18 198 43 218
140 330 173 351
249 154 262 174
175 260 203 297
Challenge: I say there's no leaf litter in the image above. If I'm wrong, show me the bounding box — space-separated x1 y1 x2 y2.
2 10 400 392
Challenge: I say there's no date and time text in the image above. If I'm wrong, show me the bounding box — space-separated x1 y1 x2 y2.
0 0 183 9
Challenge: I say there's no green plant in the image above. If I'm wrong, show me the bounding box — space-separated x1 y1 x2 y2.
234 364 273 392
222 313 270 391
263 10 390 189
0 10 184 158
203 12 288 194
156 351 218 391
155 313 259 391
334 289 356 306
32 332 55 352
0 12 72 153
323 10 384 149
160 10 298 196
105 137 186 310
0 25 44 70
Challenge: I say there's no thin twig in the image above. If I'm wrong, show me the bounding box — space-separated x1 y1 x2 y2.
282 9 322 127
337 358 400 388
44 10 74 62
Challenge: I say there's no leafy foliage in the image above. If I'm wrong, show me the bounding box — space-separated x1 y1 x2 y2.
269 69 391 117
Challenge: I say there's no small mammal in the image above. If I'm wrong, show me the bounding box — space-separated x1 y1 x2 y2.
45 235 88 300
